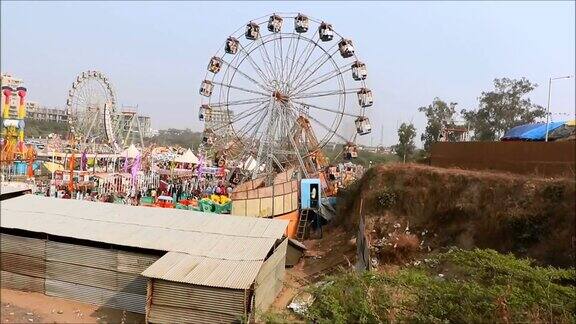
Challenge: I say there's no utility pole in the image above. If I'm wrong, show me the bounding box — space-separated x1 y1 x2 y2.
545 75 572 142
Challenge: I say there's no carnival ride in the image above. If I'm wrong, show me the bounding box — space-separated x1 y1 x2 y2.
1 85 37 179
66 70 144 153
198 13 373 184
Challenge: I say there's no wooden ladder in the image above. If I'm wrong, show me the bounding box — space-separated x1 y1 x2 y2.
296 208 311 241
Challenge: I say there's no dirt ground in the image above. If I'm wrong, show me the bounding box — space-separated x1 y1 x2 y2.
271 226 357 315
338 163 576 267
0 289 144 324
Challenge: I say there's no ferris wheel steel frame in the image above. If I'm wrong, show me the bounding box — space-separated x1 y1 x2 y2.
66 70 144 153
199 13 373 179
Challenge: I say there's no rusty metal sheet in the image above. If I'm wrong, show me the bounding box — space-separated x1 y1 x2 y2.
0 233 45 259
430 141 576 177
117 250 160 274
45 279 146 314
0 252 45 278
1 270 44 293
147 303 241 324
149 279 246 323
46 241 117 270
45 260 117 291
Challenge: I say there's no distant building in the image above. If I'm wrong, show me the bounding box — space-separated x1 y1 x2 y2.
205 108 234 133
439 119 470 142
1 73 69 123
119 105 153 138
26 103 69 123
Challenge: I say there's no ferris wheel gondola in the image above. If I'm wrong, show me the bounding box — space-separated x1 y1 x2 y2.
198 12 374 179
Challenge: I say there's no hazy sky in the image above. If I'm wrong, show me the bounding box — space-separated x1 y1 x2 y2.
1 1 574 146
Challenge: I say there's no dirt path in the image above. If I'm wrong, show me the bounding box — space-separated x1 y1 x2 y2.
0 289 144 324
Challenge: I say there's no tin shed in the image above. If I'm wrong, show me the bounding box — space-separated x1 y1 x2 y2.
1 195 288 320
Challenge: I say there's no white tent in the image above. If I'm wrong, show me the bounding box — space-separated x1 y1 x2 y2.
121 144 140 159
175 148 199 164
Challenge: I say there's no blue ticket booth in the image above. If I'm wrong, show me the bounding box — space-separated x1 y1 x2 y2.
301 178 321 209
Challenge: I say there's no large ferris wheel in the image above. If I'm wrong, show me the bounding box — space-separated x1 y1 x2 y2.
199 13 373 178
66 70 144 152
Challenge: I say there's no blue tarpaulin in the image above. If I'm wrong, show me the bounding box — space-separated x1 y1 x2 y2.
502 122 566 141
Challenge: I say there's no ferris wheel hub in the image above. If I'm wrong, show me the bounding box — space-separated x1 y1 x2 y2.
272 90 290 105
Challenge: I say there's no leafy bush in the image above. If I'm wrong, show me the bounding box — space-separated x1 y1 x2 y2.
146 128 203 149
375 188 397 210
305 249 575 324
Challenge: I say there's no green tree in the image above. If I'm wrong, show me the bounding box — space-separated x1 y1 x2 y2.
146 128 202 149
418 98 458 151
396 122 416 162
461 78 545 141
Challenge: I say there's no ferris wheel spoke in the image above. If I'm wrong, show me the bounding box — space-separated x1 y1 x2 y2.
304 110 350 143
220 56 271 92
279 108 308 174
280 35 296 93
212 100 270 132
85 110 102 143
285 34 303 89
292 88 360 100
238 42 274 85
211 81 270 97
256 39 278 84
234 101 269 134
243 110 272 161
291 100 359 118
292 64 351 95
278 34 286 85
280 35 292 82
234 105 269 141
291 46 339 92
289 35 319 89
255 33 279 83
77 87 90 107
210 96 270 108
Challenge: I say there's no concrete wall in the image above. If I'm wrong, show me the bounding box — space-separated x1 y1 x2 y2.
430 141 575 177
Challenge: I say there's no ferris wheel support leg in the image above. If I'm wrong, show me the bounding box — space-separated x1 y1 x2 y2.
135 114 144 148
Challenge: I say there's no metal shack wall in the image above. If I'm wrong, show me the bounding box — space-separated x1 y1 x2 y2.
43 240 159 314
254 238 287 311
0 234 45 293
146 279 248 324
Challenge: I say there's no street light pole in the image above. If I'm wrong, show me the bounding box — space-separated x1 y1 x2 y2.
545 75 572 142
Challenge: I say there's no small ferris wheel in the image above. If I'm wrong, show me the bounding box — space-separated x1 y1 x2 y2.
66 70 144 152
66 70 118 151
199 13 374 178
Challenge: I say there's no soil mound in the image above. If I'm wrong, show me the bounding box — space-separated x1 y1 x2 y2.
336 163 575 267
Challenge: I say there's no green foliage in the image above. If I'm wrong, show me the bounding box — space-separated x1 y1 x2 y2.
257 310 295 324
24 118 69 138
322 145 399 167
396 122 416 162
418 98 458 151
461 78 545 141
375 188 397 209
146 128 202 149
305 249 576 324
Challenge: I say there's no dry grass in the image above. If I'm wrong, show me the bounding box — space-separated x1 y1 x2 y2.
337 163 575 267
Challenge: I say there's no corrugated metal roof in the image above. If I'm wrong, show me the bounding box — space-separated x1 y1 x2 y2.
2 194 287 237
0 183 31 196
142 252 262 289
1 195 288 262
2 195 289 289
